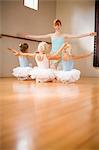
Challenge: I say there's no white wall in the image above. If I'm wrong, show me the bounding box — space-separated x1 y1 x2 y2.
1 0 56 77
56 0 99 77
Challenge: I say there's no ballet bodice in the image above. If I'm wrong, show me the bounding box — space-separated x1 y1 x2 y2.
18 56 29 67
51 35 64 53
35 54 49 69
62 59 74 71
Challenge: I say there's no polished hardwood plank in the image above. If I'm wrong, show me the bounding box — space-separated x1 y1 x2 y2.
0 77 99 150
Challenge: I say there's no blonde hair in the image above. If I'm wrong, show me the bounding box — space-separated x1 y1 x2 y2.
38 42 49 53
65 44 72 55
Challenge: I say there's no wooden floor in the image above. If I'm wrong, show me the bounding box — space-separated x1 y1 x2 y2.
0 77 99 150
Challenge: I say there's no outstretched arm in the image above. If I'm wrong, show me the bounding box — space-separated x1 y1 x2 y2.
64 32 96 39
55 42 70 55
47 54 61 60
47 43 71 60
70 52 93 60
15 52 36 57
8 48 19 55
17 33 51 40
8 48 36 57
8 48 18 53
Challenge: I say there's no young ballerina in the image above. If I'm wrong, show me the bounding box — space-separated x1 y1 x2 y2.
18 19 96 70
54 43 93 83
8 43 32 80
10 42 69 83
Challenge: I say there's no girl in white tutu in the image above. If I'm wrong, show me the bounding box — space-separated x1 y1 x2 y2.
54 43 93 83
8 43 32 80
29 42 56 83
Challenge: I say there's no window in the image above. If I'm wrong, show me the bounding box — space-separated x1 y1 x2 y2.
24 0 38 10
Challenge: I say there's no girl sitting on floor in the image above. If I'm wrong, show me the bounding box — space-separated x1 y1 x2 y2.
54 43 93 83
8 43 32 80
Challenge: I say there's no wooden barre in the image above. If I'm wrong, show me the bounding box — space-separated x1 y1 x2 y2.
1 34 51 44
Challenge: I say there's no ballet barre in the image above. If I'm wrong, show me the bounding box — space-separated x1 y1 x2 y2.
1 33 51 44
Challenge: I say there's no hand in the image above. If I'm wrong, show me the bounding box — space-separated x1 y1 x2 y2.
8 48 18 54
63 42 70 49
87 52 93 57
8 48 12 51
90 52 93 55
64 43 72 54
90 32 97 36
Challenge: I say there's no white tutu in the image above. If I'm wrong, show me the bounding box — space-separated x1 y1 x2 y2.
29 66 55 81
54 69 80 83
13 66 32 78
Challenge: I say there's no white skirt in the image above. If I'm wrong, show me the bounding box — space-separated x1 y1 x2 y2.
29 66 55 81
13 66 32 78
54 69 80 83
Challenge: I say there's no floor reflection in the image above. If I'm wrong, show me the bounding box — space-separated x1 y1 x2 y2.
89 86 99 148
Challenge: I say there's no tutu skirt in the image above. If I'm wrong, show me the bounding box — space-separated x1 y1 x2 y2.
13 66 32 78
54 69 80 83
29 66 55 81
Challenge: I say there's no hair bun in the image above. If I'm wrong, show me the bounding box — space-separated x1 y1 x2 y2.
19 43 29 52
